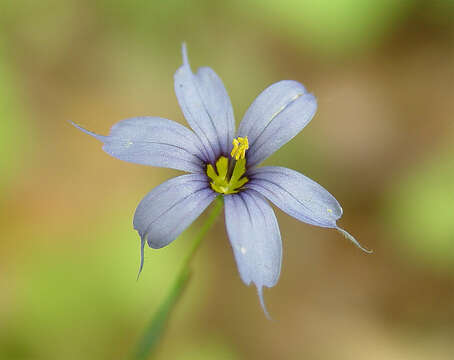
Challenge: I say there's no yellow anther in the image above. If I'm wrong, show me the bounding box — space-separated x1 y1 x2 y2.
230 136 249 160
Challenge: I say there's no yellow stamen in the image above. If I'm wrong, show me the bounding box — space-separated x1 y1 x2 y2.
230 136 249 160
206 156 248 194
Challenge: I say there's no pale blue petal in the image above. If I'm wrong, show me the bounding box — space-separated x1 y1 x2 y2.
174 44 235 163
71 117 206 173
237 80 317 167
133 174 216 250
248 166 341 227
224 190 282 318
248 166 371 253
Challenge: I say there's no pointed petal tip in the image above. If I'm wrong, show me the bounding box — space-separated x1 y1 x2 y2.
336 227 373 254
181 42 189 66
69 120 105 142
136 236 146 281
257 286 273 320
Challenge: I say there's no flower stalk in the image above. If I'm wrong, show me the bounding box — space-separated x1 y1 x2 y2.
132 196 224 360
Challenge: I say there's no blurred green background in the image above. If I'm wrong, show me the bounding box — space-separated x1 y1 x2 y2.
1 0 454 359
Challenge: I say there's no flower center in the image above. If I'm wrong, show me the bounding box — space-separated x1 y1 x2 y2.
206 137 249 194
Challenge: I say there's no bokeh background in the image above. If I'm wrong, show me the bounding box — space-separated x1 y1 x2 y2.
1 0 454 359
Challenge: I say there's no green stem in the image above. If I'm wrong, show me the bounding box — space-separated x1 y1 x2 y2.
131 196 224 360
181 195 224 269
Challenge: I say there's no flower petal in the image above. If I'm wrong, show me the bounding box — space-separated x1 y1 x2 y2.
248 166 341 227
224 190 282 317
71 117 206 173
247 166 371 253
133 174 216 250
237 80 317 168
174 44 235 163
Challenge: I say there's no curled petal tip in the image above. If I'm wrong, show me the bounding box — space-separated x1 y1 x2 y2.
257 286 273 320
337 227 373 254
137 236 146 281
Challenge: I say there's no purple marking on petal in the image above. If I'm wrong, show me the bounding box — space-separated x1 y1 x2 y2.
237 80 317 167
134 173 215 250
224 190 281 317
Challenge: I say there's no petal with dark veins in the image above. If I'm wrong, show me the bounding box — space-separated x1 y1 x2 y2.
174 44 235 163
247 166 371 253
224 190 282 317
134 174 216 251
237 80 317 168
71 117 206 173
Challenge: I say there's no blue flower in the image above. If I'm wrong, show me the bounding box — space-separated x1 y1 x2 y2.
73 45 370 316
